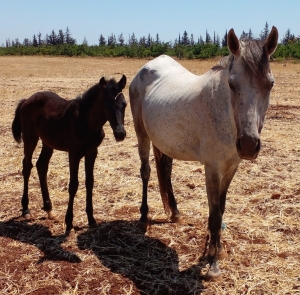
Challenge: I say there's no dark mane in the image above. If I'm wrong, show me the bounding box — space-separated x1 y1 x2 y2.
76 77 119 108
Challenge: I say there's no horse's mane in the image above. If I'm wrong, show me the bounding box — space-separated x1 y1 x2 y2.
213 38 270 89
75 77 119 107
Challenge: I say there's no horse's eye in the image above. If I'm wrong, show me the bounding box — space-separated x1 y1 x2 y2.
229 82 234 90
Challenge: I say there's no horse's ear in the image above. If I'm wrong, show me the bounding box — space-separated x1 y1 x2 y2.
118 74 127 90
99 77 106 89
227 29 240 56
264 26 278 57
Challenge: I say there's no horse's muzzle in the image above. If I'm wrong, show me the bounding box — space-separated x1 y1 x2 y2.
236 135 261 160
114 126 126 142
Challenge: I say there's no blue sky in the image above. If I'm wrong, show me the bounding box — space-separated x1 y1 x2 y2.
1 0 299 46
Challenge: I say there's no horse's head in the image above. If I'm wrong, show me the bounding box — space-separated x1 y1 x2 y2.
100 75 127 142
227 26 278 160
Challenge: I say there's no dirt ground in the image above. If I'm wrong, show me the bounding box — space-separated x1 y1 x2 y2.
0 56 299 295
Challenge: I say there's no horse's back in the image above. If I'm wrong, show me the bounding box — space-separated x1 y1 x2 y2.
130 55 238 163
19 91 72 150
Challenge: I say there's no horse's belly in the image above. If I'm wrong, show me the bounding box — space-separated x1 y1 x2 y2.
143 109 201 161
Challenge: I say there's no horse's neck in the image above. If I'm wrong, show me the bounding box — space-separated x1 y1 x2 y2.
83 94 107 129
203 69 235 125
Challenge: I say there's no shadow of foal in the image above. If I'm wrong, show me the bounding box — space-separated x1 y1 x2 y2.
77 220 206 294
0 218 81 263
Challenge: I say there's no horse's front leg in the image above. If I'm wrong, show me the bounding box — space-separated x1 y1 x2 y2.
65 153 81 232
204 164 223 280
84 149 98 228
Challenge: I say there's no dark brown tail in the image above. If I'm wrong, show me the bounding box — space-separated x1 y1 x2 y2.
152 144 171 215
12 99 26 143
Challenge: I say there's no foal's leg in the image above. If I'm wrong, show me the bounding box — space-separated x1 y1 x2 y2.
36 143 54 219
152 145 182 224
65 153 81 232
204 163 223 280
21 136 39 219
84 149 98 228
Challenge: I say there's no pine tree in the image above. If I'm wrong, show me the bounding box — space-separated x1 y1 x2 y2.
32 34 38 47
65 27 76 44
182 30 189 45
98 34 106 46
248 28 253 40
139 36 146 46
259 22 269 41
129 33 137 46
37 32 42 46
206 30 212 44
58 30 65 45
155 33 160 44
107 33 116 46
146 34 152 47
216 34 220 48
118 33 124 46
221 30 227 47
281 28 295 45
190 34 194 45
50 30 57 45
199 35 204 45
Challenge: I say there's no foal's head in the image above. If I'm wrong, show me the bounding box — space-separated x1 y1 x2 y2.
100 75 127 141
227 26 278 160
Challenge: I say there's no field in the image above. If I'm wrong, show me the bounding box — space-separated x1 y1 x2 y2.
0 56 299 295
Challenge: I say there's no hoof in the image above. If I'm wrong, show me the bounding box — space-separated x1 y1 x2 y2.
47 211 57 221
137 221 149 232
218 248 228 260
170 215 184 225
22 210 33 221
206 262 222 281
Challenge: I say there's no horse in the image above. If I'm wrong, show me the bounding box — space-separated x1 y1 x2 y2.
129 27 278 280
12 75 127 232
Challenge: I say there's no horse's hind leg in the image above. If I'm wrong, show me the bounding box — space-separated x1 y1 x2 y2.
152 145 182 224
36 143 54 219
21 136 39 219
65 152 81 232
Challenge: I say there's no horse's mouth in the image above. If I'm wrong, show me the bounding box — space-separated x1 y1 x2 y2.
236 137 260 160
114 130 126 142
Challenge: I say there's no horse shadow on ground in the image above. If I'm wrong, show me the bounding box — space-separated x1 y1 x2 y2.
0 218 81 263
77 220 206 295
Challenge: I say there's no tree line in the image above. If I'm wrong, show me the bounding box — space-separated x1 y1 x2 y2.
1 23 300 59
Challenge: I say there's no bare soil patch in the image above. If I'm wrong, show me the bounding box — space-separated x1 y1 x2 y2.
0 56 299 294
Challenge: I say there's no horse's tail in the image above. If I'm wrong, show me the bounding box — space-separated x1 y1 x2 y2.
152 144 171 215
12 99 26 143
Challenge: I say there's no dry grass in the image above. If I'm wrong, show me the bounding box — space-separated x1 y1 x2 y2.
0 56 299 295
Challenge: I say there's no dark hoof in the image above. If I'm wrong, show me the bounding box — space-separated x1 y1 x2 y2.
137 221 149 232
206 262 222 281
170 215 184 225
